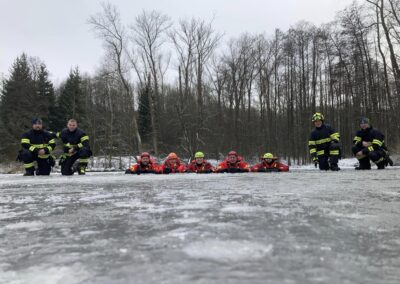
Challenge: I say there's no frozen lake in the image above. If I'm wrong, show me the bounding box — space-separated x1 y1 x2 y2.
1 170 400 284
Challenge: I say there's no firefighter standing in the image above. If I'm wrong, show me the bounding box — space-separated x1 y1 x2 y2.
57 119 92 175
19 118 56 176
308 112 341 171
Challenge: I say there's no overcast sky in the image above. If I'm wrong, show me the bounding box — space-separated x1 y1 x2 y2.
0 0 356 83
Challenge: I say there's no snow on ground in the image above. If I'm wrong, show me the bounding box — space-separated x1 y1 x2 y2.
1 170 400 283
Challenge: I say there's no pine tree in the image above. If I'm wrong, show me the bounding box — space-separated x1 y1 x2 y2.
56 67 85 126
137 82 152 141
35 64 56 130
0 54 35 141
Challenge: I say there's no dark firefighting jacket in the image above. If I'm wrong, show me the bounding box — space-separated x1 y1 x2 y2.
308 124 340 158
57 128 90 154
21 129 56 157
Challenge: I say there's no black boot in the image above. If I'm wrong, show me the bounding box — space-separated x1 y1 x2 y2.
77 164 87 175
355 158 371 170
330 164 340 171
355 166 371 170
377 162 385 170
24 168 35 176
385 157 394 167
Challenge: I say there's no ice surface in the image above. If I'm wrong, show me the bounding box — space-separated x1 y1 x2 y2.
1 170 400 283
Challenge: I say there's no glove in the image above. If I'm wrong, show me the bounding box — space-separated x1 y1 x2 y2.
330 140 340 147
16 150 23 162
198 169 213 174
48 156 56 167
59 154 66 166
313 157 318 168
227 168 247 173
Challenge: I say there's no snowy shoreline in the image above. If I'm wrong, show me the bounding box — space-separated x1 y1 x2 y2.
1 157 399 175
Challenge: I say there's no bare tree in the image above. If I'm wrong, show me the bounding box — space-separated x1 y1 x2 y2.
130 10 171 155
88 2 142 153
193 18 222 127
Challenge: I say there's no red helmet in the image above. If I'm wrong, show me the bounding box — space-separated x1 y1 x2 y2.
140 152 150 158
228 151 238 156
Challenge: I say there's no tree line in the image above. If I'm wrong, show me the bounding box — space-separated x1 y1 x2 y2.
1 0 400 165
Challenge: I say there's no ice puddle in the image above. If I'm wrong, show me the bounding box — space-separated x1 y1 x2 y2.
183 240 273 262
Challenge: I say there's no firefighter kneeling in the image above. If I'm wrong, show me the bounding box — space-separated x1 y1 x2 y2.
19 118 56 176
57 119 92 175
352 117 393 170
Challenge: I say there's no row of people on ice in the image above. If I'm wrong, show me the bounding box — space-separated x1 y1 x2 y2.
17 112 393 176
124 151 289 174
17 117 288 176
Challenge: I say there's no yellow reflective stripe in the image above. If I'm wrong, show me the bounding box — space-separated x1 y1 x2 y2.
308 141 316 146
315 138 331 145
353 136 362 144
330 150 340 155
21 138 30 144
372 139 383 147
376 157 385 164
65 143 76 149
310 148 317 154
77 143 83 148
317 150 325 156
31 144 46 148
47 146 53 152
29 144 50 151
38 154 50 159
48 139 56 144
24 162 35 168
80 158 89 163
330 132 340 140
56 132 61 138
80 136 89 142
368 146 374 152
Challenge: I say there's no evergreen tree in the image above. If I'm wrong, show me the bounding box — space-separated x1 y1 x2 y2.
137 82 152 141
0 54 35 143
35 64 56 129
56 67 85 126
